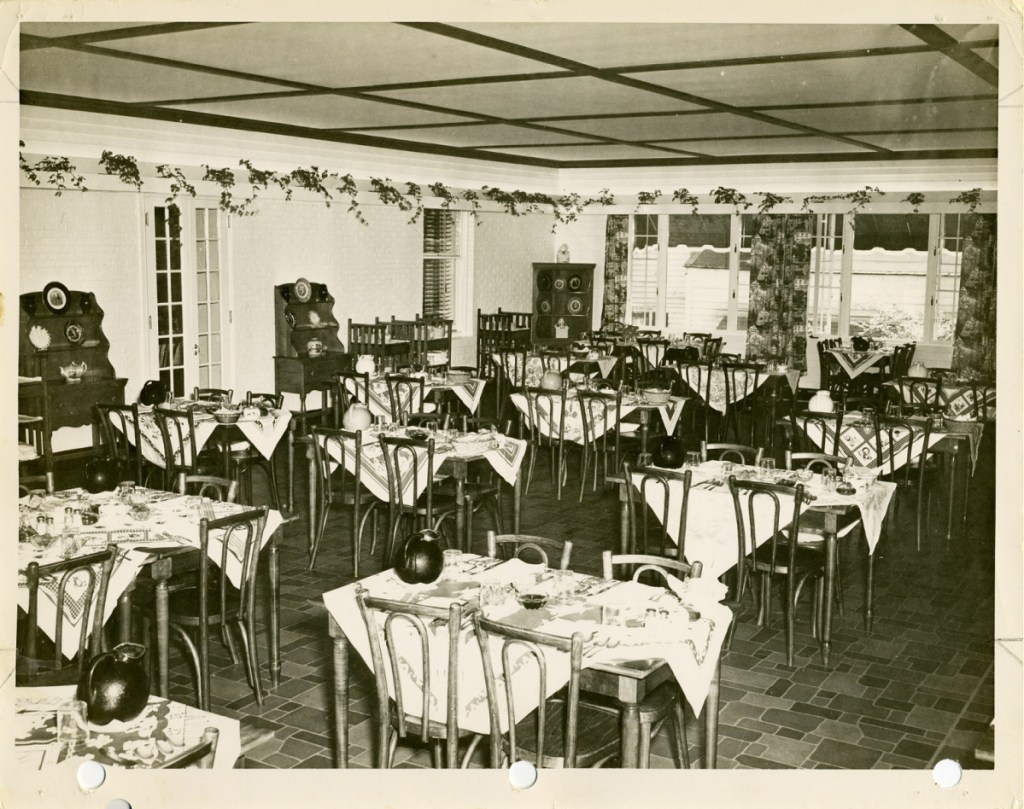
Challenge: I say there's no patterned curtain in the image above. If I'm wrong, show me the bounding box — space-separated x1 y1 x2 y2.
745 214 812 370
951 214 997 380
601 214 629 327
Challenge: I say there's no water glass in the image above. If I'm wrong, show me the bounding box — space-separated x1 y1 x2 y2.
116 481 135 503
721 461 734 479
57 699 89 756
822 469 838 493
684 451 701 470
479 582 507 609
601 604 624 627
758 458 776 479
442 549 462 579
551 569 575 602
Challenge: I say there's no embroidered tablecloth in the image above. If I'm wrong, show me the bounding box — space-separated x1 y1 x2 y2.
319 428 527 508
673 368 796 414
632 461 895 580
18 489 283 659
509 390 687 445
828 349 892 379
493 353 618 389
345 375 487 420
882 379 996 421
323 555 732 729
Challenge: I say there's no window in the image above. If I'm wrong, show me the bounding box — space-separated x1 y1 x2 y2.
622 209 971 345
422 209 472 330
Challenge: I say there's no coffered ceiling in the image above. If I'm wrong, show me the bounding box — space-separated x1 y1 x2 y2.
20 21 999 168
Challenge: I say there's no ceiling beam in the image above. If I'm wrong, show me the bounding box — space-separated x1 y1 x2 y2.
20 23 248 51
899 24 999 87
401 22 894 154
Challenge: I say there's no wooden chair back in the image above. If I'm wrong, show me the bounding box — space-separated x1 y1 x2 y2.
486 531 572 569
95 402 143 484
179 474 238 502
356 587 465 768
245 391 283 409
872 414 932 487
153 407 203 487
895 378 939 416
601 551 702 586
784 451 849 473
472 612 586 768
791 408 846 457
623 462 692 558
700 442 763 466
336 370 371 416
385 374 427 425
636 337 668 373
194 387 233 404
379 434 438 528
19 546 117 685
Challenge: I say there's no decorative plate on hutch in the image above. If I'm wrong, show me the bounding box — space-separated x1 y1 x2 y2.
567 297 584 314
284 310 296 328
293 278 312 302
307 310 321 326
64 321 85 344
553 277 566 291
568 274 583 291
43 282 70 314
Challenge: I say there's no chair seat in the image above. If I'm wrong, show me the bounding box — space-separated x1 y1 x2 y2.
435 480 500 500
166 583 242 626
793 510 862 543
327 484 380 507
748 543 825 576
509 696 621 768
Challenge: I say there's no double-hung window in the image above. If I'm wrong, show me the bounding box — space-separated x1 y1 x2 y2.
422 208 473 331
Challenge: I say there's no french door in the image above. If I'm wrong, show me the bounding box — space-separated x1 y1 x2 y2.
144 198 230 398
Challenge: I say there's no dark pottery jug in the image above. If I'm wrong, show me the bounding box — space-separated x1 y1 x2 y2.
394 529 444 584
653 436 685 469
78 642 150 725
84 456 119 493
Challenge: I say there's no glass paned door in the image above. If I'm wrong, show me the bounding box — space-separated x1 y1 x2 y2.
194 207 223 388
147 200 227 398
152 205 185 396
627 214 659 327
934 214 966 343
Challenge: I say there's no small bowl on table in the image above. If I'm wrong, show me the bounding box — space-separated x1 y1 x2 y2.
213 409 241 425
517 592 548 610
642 388 671 405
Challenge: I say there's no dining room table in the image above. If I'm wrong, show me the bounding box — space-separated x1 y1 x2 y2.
343 372 488 420
881 377 997 422
670 366 799 415
106 398 292 482
322 553 731 768
16 487 285 700
493 351 619 389
795 410 985 542
13 684 241 770
827 346 894 379
307 425 527 555
624 460 896 666
509 386 689 461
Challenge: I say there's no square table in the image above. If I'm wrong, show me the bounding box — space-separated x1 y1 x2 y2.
323 556 731 768
17 488 284 699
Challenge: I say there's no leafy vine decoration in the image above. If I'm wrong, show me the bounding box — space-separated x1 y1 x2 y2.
902 192 926 212
950 188 983 215
156 165 197 214
19 142 88 195
754 192 792 214
635 189 662 210
671 188 700 215
100 151 143 191
711 186 751 214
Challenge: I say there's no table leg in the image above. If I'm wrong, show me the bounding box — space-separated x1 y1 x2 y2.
619 703 641 767
618 480 630 555
512 472 522 534
118 589 133 644
329 616 350 768
945 447 957 545
455 473 468 553
268 536 281 689
637 410 652 466
286 426 296 513
151 557 172 699
705 659 721 769
821 517 838 668
307 441 318 559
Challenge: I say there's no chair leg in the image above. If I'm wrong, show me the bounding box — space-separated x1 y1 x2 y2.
220 624 240 664
170 625 203 710
236 619 264 706
637 718 652 768
672 699 691 769
865 546 875 634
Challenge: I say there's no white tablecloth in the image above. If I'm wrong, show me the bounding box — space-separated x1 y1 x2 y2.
345 375 486 419
323 556 731 730
18 489 283 659
631 461 895 579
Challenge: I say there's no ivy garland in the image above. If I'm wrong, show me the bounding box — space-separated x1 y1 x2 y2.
17 147 988 228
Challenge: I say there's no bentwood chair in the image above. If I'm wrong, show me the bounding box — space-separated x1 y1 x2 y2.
152 407 222 491
576 387 628 501
601 551 703 768
873 414 934 552
727 478 825 667
670 362 715 447
720 362 763 445
700 442 763 467
95 402 147 486
310 427 381 576
193 387 233 405
521 384 570 500
164 507 270 711
335 370 371 425
17 547 117 686
472 614 621 769
485 531 572 570
622 462 692 559
385 374 428 426
178 474 238 503
227 391 284 509
355 588 483 768
379 435 457 565
893 378 940 417
790 407 847 457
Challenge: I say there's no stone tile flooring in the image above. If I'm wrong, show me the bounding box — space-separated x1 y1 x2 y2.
153 424 996 770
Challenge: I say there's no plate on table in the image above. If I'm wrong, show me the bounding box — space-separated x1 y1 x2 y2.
293 277 312 302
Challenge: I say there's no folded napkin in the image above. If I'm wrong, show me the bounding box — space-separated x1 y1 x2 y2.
473 558 546 586
589 579 661 607
667 574 729 605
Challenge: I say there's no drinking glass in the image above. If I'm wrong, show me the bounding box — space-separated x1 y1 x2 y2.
684 451 701 470
479 583 507 609
57 699 89 756
758 458 776 479
442 549 462 579
822 469 837 493
551 569 575 602
116 481 135 503
721 461 734 479
601 604 624 627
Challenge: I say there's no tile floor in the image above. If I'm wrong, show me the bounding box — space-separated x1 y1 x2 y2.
124 415 997 770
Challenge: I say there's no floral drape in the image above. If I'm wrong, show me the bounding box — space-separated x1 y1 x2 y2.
745 214 812 370
601 214 629 327
951 215 997 380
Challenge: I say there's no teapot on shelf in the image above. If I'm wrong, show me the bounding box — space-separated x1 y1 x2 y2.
59 361 88 383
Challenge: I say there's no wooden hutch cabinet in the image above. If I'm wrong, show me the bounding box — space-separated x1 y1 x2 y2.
19 286 127 458
531 262 596 347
